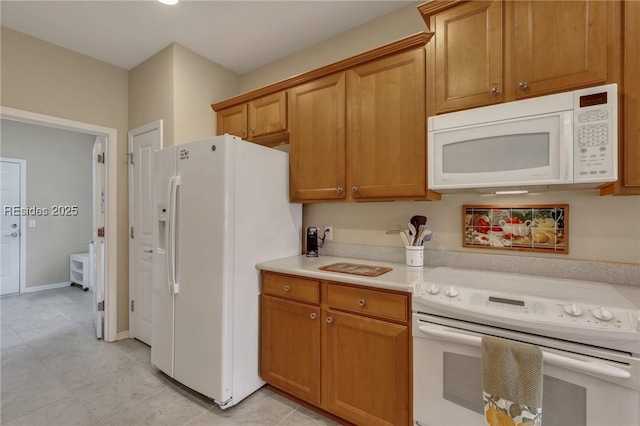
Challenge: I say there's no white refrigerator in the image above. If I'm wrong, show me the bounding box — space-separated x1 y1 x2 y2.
151 135 302 408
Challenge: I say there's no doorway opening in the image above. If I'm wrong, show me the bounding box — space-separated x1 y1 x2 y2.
1 106 118 342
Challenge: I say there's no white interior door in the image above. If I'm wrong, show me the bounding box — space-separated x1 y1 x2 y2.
93 137 106 339
0 160 22 295
129 122 162 346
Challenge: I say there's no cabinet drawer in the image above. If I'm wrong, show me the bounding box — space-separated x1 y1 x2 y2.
262 273 320 304
327 284 408 323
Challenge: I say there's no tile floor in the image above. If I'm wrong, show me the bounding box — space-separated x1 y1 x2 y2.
1 287 339 425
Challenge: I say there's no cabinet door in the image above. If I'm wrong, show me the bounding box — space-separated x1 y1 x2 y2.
216 104 247 139
323 309 409 426
261 295 321 404
431 0 503 113
348 49 426 199
248 92 287 139
623 0 640 190
513 0 607 99
289 73 346 202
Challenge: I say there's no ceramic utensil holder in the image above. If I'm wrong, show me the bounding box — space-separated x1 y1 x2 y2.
405 246 424 267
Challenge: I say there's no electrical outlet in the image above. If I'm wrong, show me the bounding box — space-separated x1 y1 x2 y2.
325 226 333 241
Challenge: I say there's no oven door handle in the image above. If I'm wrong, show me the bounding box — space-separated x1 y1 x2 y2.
417 325 631 380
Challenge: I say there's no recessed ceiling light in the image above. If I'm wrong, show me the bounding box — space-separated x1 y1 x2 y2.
158 0 179 5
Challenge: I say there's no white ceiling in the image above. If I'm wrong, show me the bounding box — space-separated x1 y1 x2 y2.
0 0 413 74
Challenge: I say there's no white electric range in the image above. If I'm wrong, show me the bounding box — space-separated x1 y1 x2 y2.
412 267 640 426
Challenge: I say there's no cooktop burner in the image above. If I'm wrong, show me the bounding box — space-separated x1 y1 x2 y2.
413 267 639 353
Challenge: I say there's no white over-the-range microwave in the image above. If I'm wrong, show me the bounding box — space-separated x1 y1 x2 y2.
428 84 618 193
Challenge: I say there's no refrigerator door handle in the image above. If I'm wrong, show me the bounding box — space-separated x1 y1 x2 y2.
171 176 181 294
167 176 175 294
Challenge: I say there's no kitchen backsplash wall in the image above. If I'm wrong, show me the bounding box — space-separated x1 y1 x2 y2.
303 190 640 265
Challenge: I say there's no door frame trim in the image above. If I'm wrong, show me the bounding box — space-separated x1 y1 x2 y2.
0 157 27 295
1 106 118 343
128 120 163 341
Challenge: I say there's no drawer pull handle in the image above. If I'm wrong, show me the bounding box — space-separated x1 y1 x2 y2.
310 312 317 320
519 81 528 90
358 299 366 307
283 285 290 292
326 316 333 324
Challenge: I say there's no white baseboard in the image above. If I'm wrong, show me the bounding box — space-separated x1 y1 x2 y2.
24 282 72 293
116 330 130 340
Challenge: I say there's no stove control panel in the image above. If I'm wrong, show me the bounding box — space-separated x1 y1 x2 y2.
414 281 635 332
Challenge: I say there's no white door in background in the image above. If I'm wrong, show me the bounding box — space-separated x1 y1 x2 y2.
0 160 22 295
129 121 162 346
93 136 106 339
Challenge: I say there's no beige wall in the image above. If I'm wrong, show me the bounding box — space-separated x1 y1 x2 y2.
1 27 130 331
128 44 175 145
240 2 426 92
243 3 640 265
1 119 94 287
173 44 240 145
129 43 240 147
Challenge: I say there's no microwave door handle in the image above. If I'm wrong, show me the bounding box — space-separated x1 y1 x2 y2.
417 325 630 379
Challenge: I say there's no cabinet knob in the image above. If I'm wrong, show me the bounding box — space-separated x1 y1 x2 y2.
519 81 528 90
358 298 366 307
250 128 255 134
283 285 290 292
326 316 333 324
241 129 246 134
336 187 343 193
310 312 317 320
491 86 500 95
351 186 358 193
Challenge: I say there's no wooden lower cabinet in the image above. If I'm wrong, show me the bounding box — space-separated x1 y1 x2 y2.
260 272 411 425
323 309 409 426
260 295 321 404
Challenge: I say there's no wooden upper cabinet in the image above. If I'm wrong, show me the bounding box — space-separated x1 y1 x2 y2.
427 0 503 114
216 104 247 139
348 49 426 199
289 73 346 202
215 91 287 144
419 0 619 109
513 0 608 99
212 33 435 202
602 0 640 196
248 92 287 139
623 0 640 191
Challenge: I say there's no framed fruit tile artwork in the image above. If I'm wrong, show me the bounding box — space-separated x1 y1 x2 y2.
463 205 569 254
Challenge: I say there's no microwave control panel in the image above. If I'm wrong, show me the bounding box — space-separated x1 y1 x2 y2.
574 86 617 183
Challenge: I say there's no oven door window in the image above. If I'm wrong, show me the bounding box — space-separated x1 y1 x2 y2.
442 352 587 426
413 333 639 426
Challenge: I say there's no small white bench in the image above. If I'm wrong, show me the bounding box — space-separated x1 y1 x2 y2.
70 253 89 291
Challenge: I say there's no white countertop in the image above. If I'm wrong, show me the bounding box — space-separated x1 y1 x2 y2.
257 255 640 309
256 255 424 293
